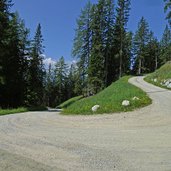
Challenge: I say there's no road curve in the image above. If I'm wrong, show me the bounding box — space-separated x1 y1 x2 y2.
0 76 171 171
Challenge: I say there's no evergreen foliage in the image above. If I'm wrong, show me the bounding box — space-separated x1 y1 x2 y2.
114 0 131 78
26 24 45 107
0 0 170 109
164 0 171 26
133 17 150 75
160 25 171 64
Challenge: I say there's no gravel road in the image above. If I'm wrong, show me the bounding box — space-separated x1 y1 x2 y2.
0 76 171 171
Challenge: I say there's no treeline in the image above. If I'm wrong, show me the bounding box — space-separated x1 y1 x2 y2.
0 0 171 108
0 0 45 108
0 0 77 108
72 0 171 96
44 57 82 107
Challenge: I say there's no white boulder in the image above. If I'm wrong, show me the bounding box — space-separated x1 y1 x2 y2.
165 80 170 86
153 78 157 82
122 100 130 106
163 79 171 88
92 105 100 112
167 83 171 88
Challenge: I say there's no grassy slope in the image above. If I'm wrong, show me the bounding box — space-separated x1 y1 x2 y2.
61 76 151 115
145 61 171 90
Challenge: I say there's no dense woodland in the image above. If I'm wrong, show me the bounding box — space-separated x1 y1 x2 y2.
0 0 171 108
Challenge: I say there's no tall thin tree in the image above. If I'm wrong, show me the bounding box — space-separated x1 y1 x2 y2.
114 0 131 78
27 23 45 106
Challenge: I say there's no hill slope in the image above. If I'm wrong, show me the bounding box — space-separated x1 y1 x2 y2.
60 76 151 115
145 61 171 89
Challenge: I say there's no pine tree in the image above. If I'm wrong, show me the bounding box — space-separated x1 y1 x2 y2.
0 0 13 107
44 63 56 107
88 3 105 94
164 0 171 26
0 11 30 107
114 0 131 78
124 31 133 74
103 0 115 86
133 17 150 75
72 1 92 94
66 63 78 98
144 31 160 72
54 56 68 105
26 23 45 107
160 25 171 64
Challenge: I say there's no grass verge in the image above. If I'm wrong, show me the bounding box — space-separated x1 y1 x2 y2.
61 76 151 115
0 106 47 116
0 107 28 116
58 96 83 109
144 61 171 90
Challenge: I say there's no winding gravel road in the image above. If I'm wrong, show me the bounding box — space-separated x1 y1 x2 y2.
0 76 171 171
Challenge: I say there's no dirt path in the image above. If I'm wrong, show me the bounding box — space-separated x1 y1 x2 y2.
0 76 171 171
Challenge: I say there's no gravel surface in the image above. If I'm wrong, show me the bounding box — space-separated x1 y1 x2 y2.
0 76 171 171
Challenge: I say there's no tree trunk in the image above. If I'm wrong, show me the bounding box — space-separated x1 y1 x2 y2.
155 55 158 71
119 42 123 78
138 58 142 75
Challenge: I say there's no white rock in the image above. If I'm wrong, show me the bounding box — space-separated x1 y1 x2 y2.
132 96 140 101
92 105 100 112
165 81 169 86
164 79 171 87
154 78 157 82
122 100 130 106
167 83 171 88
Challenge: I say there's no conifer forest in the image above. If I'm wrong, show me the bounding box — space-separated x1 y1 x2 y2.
0 0 171 108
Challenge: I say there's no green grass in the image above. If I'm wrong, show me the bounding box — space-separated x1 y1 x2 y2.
145 61 171 90
58 96 83 108
0 106 48 116
0 107 28 116
61 76 151 115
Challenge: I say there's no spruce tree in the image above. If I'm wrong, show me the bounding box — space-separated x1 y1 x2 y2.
88 3 105 94
124 31 133 74
72 1 92 95
44 63 56 107
133 17 150 75
0 10 30 107
164 0 171 26
103 0 115 86
66 63 78 98
114 0 131 78
160 25 171 64
54 57 68 105
144 31 160 72
27 23 45 107
0 0 12 107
